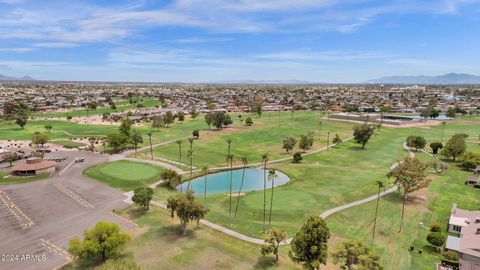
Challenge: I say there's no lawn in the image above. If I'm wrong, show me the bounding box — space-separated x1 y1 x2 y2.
0 172 51 185
32 98 161 118
148 119 480 270
142 111 355 167
63 205 302 270
83 160 164 191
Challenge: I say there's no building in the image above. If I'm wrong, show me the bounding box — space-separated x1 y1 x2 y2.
11 157 56 176
445 203 480 270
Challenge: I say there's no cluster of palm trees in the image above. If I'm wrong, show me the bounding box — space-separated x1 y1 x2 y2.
176 135 278 233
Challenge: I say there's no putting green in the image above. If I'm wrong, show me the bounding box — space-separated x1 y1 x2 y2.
84 160 163 190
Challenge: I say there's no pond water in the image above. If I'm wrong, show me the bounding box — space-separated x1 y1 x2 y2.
409 114 452 120
176 168 290 195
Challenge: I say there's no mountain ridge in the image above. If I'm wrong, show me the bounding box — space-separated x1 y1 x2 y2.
366 73 480 84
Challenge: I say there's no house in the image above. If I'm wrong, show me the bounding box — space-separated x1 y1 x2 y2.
445 203 480 270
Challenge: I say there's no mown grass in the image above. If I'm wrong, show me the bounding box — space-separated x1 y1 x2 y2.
83 160 163 191
0 172 51 185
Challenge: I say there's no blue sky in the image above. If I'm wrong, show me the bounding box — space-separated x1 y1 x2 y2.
0 0 479 82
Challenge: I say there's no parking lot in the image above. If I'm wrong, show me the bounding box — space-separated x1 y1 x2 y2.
0 151 136 270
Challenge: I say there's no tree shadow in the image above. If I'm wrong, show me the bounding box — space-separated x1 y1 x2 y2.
154 223 197 243
254 256 277 269
348 146 365 151
124 207 148 220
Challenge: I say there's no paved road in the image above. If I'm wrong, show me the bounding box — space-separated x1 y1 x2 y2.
0 151 135 270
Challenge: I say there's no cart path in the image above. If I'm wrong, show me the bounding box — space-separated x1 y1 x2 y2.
141 142 414 245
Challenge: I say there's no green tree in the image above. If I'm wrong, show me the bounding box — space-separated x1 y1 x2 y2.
353 124 375 149
268 169 277 228
106 133 128 153
129 129 143 156
430 142 443 154
163 111 175 127
427 232 445 251
166 190 208 235
15 117 27 129
4 153 18 166
192 129 200 138
442 134 467 161
283 137 297 153
332 133 342 148
190 105 198 120
204 112 213 129
292 152 303 163
177 111 185 123
289 215 330 270
187 138 194 189
406 135 426 151
32 132 49 146
245 117 253 126
299 134 311 152
152 115 164 131
261 227 287 262
446 108 456 119
44 125 52 133
68 222 130 262
132 186 153 210
387 157 429 232
160 169 182 188
331 240 383 270
119 118 133 137
254 101 263 118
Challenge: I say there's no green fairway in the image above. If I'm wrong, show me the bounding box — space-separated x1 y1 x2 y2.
83 160 163 190
143 111 355 167
32 98 161 118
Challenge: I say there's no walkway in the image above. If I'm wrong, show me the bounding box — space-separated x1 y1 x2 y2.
142 141 416 245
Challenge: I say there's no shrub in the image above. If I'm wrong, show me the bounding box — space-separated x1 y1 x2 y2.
292 152 303 163
427 232 445 250
430 223 442 232
430 142 443 154
443 250 459 262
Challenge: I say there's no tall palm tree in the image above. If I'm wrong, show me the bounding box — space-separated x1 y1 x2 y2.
440 121 446 144
146 131 153 160
226 138 232 155
186 138 194 190
226 153 235 226
261 152 269 233
202 165 209 208
234 157 248 220
267 169 277 230
371 180 385 246
176 140 182 164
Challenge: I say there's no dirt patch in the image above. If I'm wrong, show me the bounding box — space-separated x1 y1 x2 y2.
405 188 430 212
226 192 246 197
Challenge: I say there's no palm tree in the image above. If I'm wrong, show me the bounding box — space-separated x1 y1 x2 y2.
226 138 232 155
146 131 153 160
440 121 446 144
371 180 385 246
226 153 235 226
176 140 182 164
202 166 209 208
261 152 269 233
234 157 248 220
267 169 277 230
186 138 194 190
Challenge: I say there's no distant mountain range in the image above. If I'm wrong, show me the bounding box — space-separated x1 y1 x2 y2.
366 73 480 85
0 74 35 81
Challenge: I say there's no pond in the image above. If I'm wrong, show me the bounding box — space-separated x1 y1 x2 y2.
176 168 290 195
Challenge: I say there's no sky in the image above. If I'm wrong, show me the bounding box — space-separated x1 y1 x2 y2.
0 0 480 83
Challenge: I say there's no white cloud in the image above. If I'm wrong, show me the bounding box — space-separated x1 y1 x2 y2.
0 47 34 52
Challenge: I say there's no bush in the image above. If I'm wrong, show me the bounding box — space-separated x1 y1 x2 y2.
443 250 459 262
430 142 443 154
430 223 442 232
427 232 445 249
292 152 303 163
